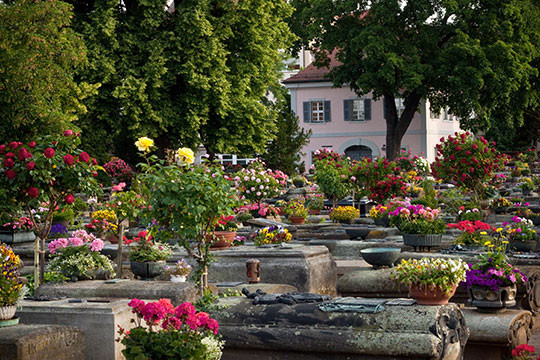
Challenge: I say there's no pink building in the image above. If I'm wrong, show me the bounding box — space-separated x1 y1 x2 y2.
283 60 461 167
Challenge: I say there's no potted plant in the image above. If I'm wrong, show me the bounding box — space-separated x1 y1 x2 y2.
0 243 26 324
118 299 223 359
490 197 512 214
127 231 172 279
47 229 115 281
329 206 360 224
464 242 527 312
88 209 119 243
206 215 238 250
447 220 494 246
0 216 35 244
292 175 306 188
253 225 292 246
284 198 308 224
518 178 535 196
504 217 537 252
306 194 324 215
389 204 445 250
392 257 469 305
164 259 192 283
369 204 390 227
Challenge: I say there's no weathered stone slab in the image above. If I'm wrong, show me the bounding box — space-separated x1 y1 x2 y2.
35 279 198 305
247 218 296 232
210 297 468 360
17 298 135 360
463 308 533 360
216 283 297 295
180 245 336 295
337 267 409 297
0 324 84 360
309 239 404 259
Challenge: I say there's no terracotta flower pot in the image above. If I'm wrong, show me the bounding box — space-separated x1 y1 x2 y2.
409 283 457 305
289 216 306 225
308 209 321 215
205 231 236 250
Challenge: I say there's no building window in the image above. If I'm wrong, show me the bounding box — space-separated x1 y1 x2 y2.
303 100 331 123
395 97 405 118
344 99 371 121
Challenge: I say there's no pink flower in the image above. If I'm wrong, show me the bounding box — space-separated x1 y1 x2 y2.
27 187 39 198
26 161 35 170
28 141 36 148
112 182 126 192
65 194 75 204
44 147 55 158
69 237 84 246
64 130 73 136
63 154 74 165
89 239 104 252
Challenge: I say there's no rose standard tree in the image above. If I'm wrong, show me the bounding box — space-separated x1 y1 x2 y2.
0 131 101 286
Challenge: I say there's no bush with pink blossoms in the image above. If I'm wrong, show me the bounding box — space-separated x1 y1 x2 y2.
118 299 223 360
233 159 284 203
47 229 114 279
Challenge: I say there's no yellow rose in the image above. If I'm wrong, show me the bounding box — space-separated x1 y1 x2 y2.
176 147 194 164
135 137 154 152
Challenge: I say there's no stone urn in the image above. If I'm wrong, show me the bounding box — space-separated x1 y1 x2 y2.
373 217 390 227
402 233 442 251
130 260 166 279
409 283 457 305
468 285 517 312
205 231 236 250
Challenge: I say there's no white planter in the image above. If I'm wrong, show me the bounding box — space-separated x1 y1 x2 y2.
0 305 17 320
170 275 187 283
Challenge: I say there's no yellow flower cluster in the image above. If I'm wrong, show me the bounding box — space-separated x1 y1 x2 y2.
369 206 387 219
92 209 118 222
330 206 360 222
0 243 21 268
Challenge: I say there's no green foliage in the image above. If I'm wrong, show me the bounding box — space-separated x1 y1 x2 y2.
261 87 311 175
0 0 98 143
48 245 115 279
72 0 294 162
129 238 172 263
25 272 69 297
289 0 540 159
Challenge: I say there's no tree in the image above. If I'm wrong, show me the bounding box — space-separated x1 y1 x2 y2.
71 0 294 162
289 0 540 160
262 86 311 175
0 0 96 143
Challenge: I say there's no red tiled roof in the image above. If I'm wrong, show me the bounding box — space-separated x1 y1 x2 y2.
283 51 342 84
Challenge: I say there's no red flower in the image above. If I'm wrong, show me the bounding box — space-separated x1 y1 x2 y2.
92 158 97 165
3 158 14 168
9 141 19 149
26 161 35 171
5 169 16 179
28 141 36 148
79 152 90 163
0 145 4 154
18 148 30 161
27 187 39 198
64 194 75 204
64 130 73 136
5 152 15 158
44 147 55 158
63 154 74 166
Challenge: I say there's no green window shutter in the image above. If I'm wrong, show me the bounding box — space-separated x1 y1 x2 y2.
364 99 372 121
324 100 331 122
303 101 311 123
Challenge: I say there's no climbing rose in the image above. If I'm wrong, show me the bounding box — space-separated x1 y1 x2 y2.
64 130 73 136
18 148 30 161
3 158 14 168
5 169 16 179
0 145 5 153
64 194 75 205
63 154 74 166
5 152 15 158
26 161 35 171
9 141 19 149
44 148 55 158
79 152 90 163
27 187 39 198
28 141 36 148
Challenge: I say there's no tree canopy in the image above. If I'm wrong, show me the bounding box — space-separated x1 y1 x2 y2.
289 0 540 159
0 0 96 143
70 0 293 162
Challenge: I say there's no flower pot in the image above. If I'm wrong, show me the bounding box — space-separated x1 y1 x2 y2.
293 179 305 188
205 231 236 250
409 284 457 305
509 238 537 252
0 230 35 244
106 234 118 244
468 285 516 312
289 216 306 225
492 206 509 215
373 218 390 227
531 216 540 226
402 234 442 251
130 260 166 279
0 305 17 320
170 275 187 283
308 209 321 215
522 189 532 196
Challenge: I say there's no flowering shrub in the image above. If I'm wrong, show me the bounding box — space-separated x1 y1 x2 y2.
127 231 172 262
517 148 539 165
164 259 191 277
232 159 284 203
306 193 324 211
351 157 406 202
235 203 279 219
504 217 537 242
107 189 145 222
457 206 483 221
447 220 494 245
312 149 351 207
388 204 445 234
464 246 527 292
511 344 538 360
392 257 469 295
432 132 505 200
0 243 25 306
329 206 360 222
103 157 134 181
118 299 223 360
47 230 114 279
253 225 292 246
395 150 430 176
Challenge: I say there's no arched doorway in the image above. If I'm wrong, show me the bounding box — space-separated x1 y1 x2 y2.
344 145 373 160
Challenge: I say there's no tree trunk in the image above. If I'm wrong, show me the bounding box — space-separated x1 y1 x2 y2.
384 93 422 161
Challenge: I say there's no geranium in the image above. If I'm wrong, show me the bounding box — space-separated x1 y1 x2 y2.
128 231 172 262
214 215 238 232
118 299 223 359
388 203 445 234
511 344 538 360
447 220 494 245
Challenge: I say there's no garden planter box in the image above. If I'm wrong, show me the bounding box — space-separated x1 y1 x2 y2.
0 230 35 244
